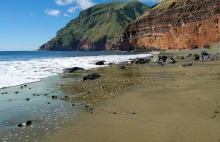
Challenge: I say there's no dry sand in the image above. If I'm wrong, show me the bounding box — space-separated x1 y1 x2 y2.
45 49 220 142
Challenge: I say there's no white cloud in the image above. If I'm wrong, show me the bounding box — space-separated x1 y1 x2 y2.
55 0 74 5
139 0 162 3
68 6 79 13
63 13 71 17
76 0 95 10
44 9 61 16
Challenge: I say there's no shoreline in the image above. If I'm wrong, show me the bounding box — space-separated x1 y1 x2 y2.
44 47 220 142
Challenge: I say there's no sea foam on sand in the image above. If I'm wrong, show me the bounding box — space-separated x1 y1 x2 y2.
0 54 152 89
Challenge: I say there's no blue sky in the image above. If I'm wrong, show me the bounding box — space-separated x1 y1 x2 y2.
0 0 159 51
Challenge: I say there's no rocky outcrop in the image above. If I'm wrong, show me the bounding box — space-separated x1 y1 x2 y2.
121 0 220 50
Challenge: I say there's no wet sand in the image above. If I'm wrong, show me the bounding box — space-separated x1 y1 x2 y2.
0 75 85 142
45 48 220 142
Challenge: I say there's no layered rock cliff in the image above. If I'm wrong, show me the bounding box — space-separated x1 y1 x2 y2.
39 1 150 51
121 0 220 50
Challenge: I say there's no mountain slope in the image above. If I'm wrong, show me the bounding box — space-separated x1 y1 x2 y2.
39 1 150 51
121 0 220 50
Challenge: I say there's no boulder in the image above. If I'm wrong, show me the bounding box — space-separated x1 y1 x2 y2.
199 51 218 62
200 51 209 56
185 53 192 58
151 55 160 63
63 67 84 73
165 57 176 64
83 73 101 81
160 56 167 62
191 45 199 50
191 54 200 60
132 58 150 64
179 63 192 67
95 61 105 65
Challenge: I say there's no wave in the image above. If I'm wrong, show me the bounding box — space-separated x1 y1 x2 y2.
0 54 152 89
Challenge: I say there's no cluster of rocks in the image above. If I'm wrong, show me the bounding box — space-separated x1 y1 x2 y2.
151 55 176 65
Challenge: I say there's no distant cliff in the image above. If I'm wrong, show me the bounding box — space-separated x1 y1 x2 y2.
39 1 150 51
121 0 220 50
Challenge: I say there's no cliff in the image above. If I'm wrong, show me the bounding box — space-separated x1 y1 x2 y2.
39 1 150 51
121 0 220 50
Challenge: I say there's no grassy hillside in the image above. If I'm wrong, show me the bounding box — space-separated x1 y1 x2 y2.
39 1 150 51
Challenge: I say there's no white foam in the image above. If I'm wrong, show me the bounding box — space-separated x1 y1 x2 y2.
0 54 152 89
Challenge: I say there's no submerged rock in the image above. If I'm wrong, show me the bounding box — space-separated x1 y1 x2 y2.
83 73 101 81
63 67 84 73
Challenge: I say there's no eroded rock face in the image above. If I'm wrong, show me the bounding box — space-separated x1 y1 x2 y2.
121 0 220 50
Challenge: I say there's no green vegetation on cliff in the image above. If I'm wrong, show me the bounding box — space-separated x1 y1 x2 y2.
39 1 150 51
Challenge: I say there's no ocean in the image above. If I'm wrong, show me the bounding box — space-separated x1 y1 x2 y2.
0 51 152 89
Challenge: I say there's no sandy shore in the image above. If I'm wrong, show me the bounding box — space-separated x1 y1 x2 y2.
45 48 220 142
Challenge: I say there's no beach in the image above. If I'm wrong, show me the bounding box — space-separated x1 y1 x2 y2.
1 48 220 142
44 47 220 142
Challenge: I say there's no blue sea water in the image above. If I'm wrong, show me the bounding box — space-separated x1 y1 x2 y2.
0 51 138 61
0 51 151 89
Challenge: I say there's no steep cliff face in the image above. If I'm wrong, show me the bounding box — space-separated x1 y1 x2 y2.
39 1 150 51
121 0 220 50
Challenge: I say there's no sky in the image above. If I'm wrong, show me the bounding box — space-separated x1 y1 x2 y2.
0 0 160 51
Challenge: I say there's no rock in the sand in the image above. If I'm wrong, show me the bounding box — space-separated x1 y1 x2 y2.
17 121 32 128
151 55 160 63
95 61 105 65
83 73 101 81
132 58 150 64
165 57 176 64
179 63 192 67
63 67 84 73
191 54 200 60
200 51 218 62
191 45 199 50
160 56 167 62
185 53 192 58
158 62 165 66
200 51 209 56
117 65 126 70
51 95 57 99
